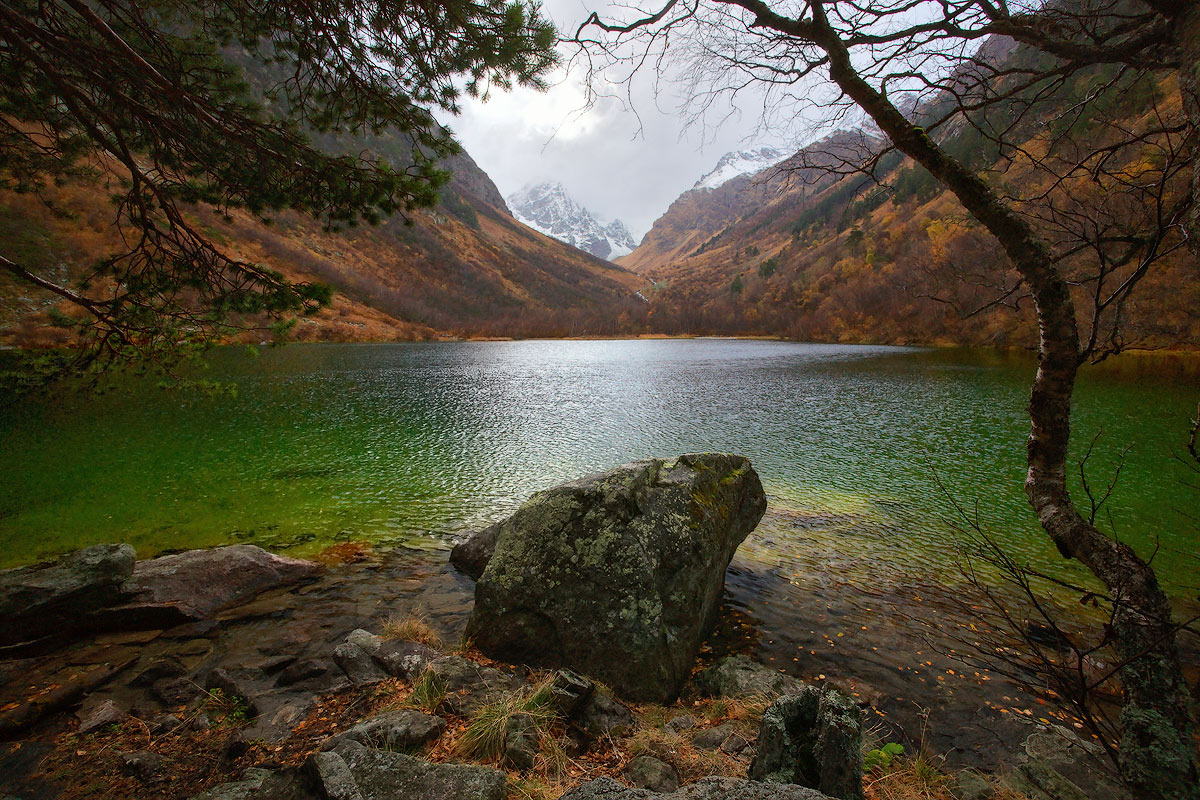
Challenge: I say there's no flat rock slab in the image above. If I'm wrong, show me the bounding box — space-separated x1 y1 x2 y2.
320 710 446 752
311 740 507 800
466 453 766 703
560 776 834 799
121 545 323 622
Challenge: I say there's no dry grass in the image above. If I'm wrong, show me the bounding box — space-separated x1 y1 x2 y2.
382 610 444 648
456 679 559 762
864 757 1033 800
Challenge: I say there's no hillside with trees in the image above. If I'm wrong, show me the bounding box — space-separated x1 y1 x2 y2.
0 147 647 348
620 62 1198 347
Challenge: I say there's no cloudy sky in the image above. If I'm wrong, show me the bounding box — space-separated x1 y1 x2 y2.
445 0 802 240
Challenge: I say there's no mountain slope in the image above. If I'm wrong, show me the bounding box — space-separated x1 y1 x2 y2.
618 131 875 275
508 183 637 261
0 146 648 348
619 60 1197 347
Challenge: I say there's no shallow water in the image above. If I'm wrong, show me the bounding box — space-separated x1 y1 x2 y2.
2 340 1196 595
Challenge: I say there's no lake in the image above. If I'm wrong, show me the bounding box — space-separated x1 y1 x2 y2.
2 339 1197 593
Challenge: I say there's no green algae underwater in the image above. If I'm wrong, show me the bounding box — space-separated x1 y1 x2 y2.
1 339 1197 598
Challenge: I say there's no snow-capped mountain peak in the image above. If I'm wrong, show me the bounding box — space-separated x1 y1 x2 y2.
507 182 637 261
693 147 790 190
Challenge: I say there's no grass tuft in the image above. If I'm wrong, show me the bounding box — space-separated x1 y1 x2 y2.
382 610 444 648
456 679 560 762
405 669 447 713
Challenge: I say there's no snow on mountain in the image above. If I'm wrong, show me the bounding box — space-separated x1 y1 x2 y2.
693 147 790 190
507 182 637 261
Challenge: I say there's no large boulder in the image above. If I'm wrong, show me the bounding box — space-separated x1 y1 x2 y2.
465 454 766 702
0 544 136 648
750 689 864 800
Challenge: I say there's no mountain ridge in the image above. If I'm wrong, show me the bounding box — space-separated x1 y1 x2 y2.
507 182 637 261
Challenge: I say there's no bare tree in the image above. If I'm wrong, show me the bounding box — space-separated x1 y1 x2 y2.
572 1 1197 796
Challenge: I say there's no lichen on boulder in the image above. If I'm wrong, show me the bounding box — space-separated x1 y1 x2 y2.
463 453 766 703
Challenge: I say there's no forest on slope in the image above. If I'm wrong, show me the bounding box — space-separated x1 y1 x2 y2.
3 23 1195 352
620 37 1199 349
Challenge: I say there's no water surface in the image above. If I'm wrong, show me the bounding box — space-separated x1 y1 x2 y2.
2 340 1196 594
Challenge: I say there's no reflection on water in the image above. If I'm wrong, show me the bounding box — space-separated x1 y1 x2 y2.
1 339 1197 595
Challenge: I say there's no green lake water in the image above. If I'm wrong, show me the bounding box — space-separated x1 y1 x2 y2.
1 340 1197 594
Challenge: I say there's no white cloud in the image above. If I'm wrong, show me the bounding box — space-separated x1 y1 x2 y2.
442 1 801 241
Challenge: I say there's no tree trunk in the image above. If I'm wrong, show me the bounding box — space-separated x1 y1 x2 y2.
810 14 1199 797
1176 2 1200 255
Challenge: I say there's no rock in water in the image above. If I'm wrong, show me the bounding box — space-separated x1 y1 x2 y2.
465 453 766 703
449 524 499 580
121 545 323 621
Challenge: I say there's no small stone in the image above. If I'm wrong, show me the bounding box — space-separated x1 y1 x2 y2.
344 629 382 656
317 740 508 800
307 750 365 800
449 524 499 580
692 723 735 750
503 713 538 770
576 690 635 738
333 643 388 686
153 676 206 706
120 750 165 783
623 754 680 792
374 641 439 680
206 668 260 717
320 710 446 752
664 714 696 734
550 669 594 716
220 731 251 762
950 769 995 800
695 654 805 699
721 732 751 755
76 697 126 734
188 767 272 800
276 659 328 687
150 714 183 734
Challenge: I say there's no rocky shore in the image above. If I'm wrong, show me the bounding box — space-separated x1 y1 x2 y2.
0 455 1127 800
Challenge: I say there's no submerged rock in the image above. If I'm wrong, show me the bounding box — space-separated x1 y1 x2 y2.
465 454 766 702
749 688 864 800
